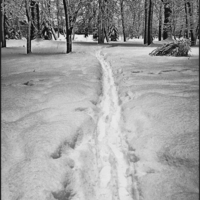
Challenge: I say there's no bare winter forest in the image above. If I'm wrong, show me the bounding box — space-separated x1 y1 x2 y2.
1 0 199 200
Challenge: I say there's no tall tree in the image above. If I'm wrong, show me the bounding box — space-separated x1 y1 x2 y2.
63 0 71 53
136 1 142 38
56 0 60 38
148 0 153 44
31 0 39 39
185 0 195 45
98 0 104 43
63 0 82 53
1 0 6 47
195 0 199 40
25 0 32 54
158 2 163 41
97 0 117 43
162 0 172 40
184 0 189 38
120 0 126 42
144 0 148 44
144 0 153 45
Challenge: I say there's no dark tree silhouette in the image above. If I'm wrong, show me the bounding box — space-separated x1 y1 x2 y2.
98 0 104 43
163 1 172 40
185 0 195 45
25 0 32 54
120 0 126 42
31 0 39 39
144 0 154 45
1 0 6 47
63 0 72 53
158 2 163 41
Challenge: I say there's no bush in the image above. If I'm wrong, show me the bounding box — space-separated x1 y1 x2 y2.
149 39 191 57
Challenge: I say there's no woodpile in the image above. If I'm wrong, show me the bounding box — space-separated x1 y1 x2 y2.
149 39 191 56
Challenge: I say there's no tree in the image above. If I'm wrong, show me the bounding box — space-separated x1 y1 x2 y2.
97 0 120 43
195 0 199 40
158 2 163 41
154 0 163 41
144 0 148 44
63 0 71 53
56 0 60 38
25 0 32 54
31 0 39 39
126 0 144 39
184 0 196 45
63 0 82 53
119 0 126 41
98 0 105 43
162 0 172 40
148 0 154 43
144 0 154 45
1 0 6 47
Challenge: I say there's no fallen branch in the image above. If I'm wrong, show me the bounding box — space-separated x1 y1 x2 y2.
149 39 191 57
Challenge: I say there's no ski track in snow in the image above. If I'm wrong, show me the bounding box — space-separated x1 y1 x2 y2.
95 49 137 200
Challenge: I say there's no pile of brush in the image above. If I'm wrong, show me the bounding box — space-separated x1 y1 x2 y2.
149 39 191 57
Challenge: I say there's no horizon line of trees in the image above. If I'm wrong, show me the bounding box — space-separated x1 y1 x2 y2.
1 0 199 54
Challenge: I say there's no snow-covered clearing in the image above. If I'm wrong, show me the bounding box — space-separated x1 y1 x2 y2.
1 38 199 200
103 46 199 200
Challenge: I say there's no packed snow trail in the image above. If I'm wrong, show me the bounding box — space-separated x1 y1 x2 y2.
95 50 134 200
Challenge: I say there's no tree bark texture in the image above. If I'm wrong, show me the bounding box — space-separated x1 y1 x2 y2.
188 1 195 45
136 3 142 38
163 2 172 40
185 0 195 45
196 0 199 39
31 0 39 39
148 0 153 45
25 0 32 54
57 0 60 38
63 0 72 53
184 1 189 38
158 3 162 41
1 0 6 47
120 0 126 42
144 0 148 44
144 0 153 45
98 0 105 43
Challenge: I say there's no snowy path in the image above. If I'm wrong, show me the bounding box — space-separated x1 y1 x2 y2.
95 50 136 200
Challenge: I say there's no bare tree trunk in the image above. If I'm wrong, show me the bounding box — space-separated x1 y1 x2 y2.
187 0 195 45
137 2 142 38
69 33 72 52
144 0 148 44
104 1 109 42
98 0 104 43
158 2 162 41
184 1 189 38
171 0 176 39
63 0 72 53
144 0 154 45
196 0 199 40
120 0 126 42
31 0 38 39
57 0 60 38
25 0 32 54
148 0 154 45
163 1 172 40
1 0 6 47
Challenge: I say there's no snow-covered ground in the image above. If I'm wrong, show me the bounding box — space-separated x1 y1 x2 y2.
103 45 199 200
1 37 199 200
